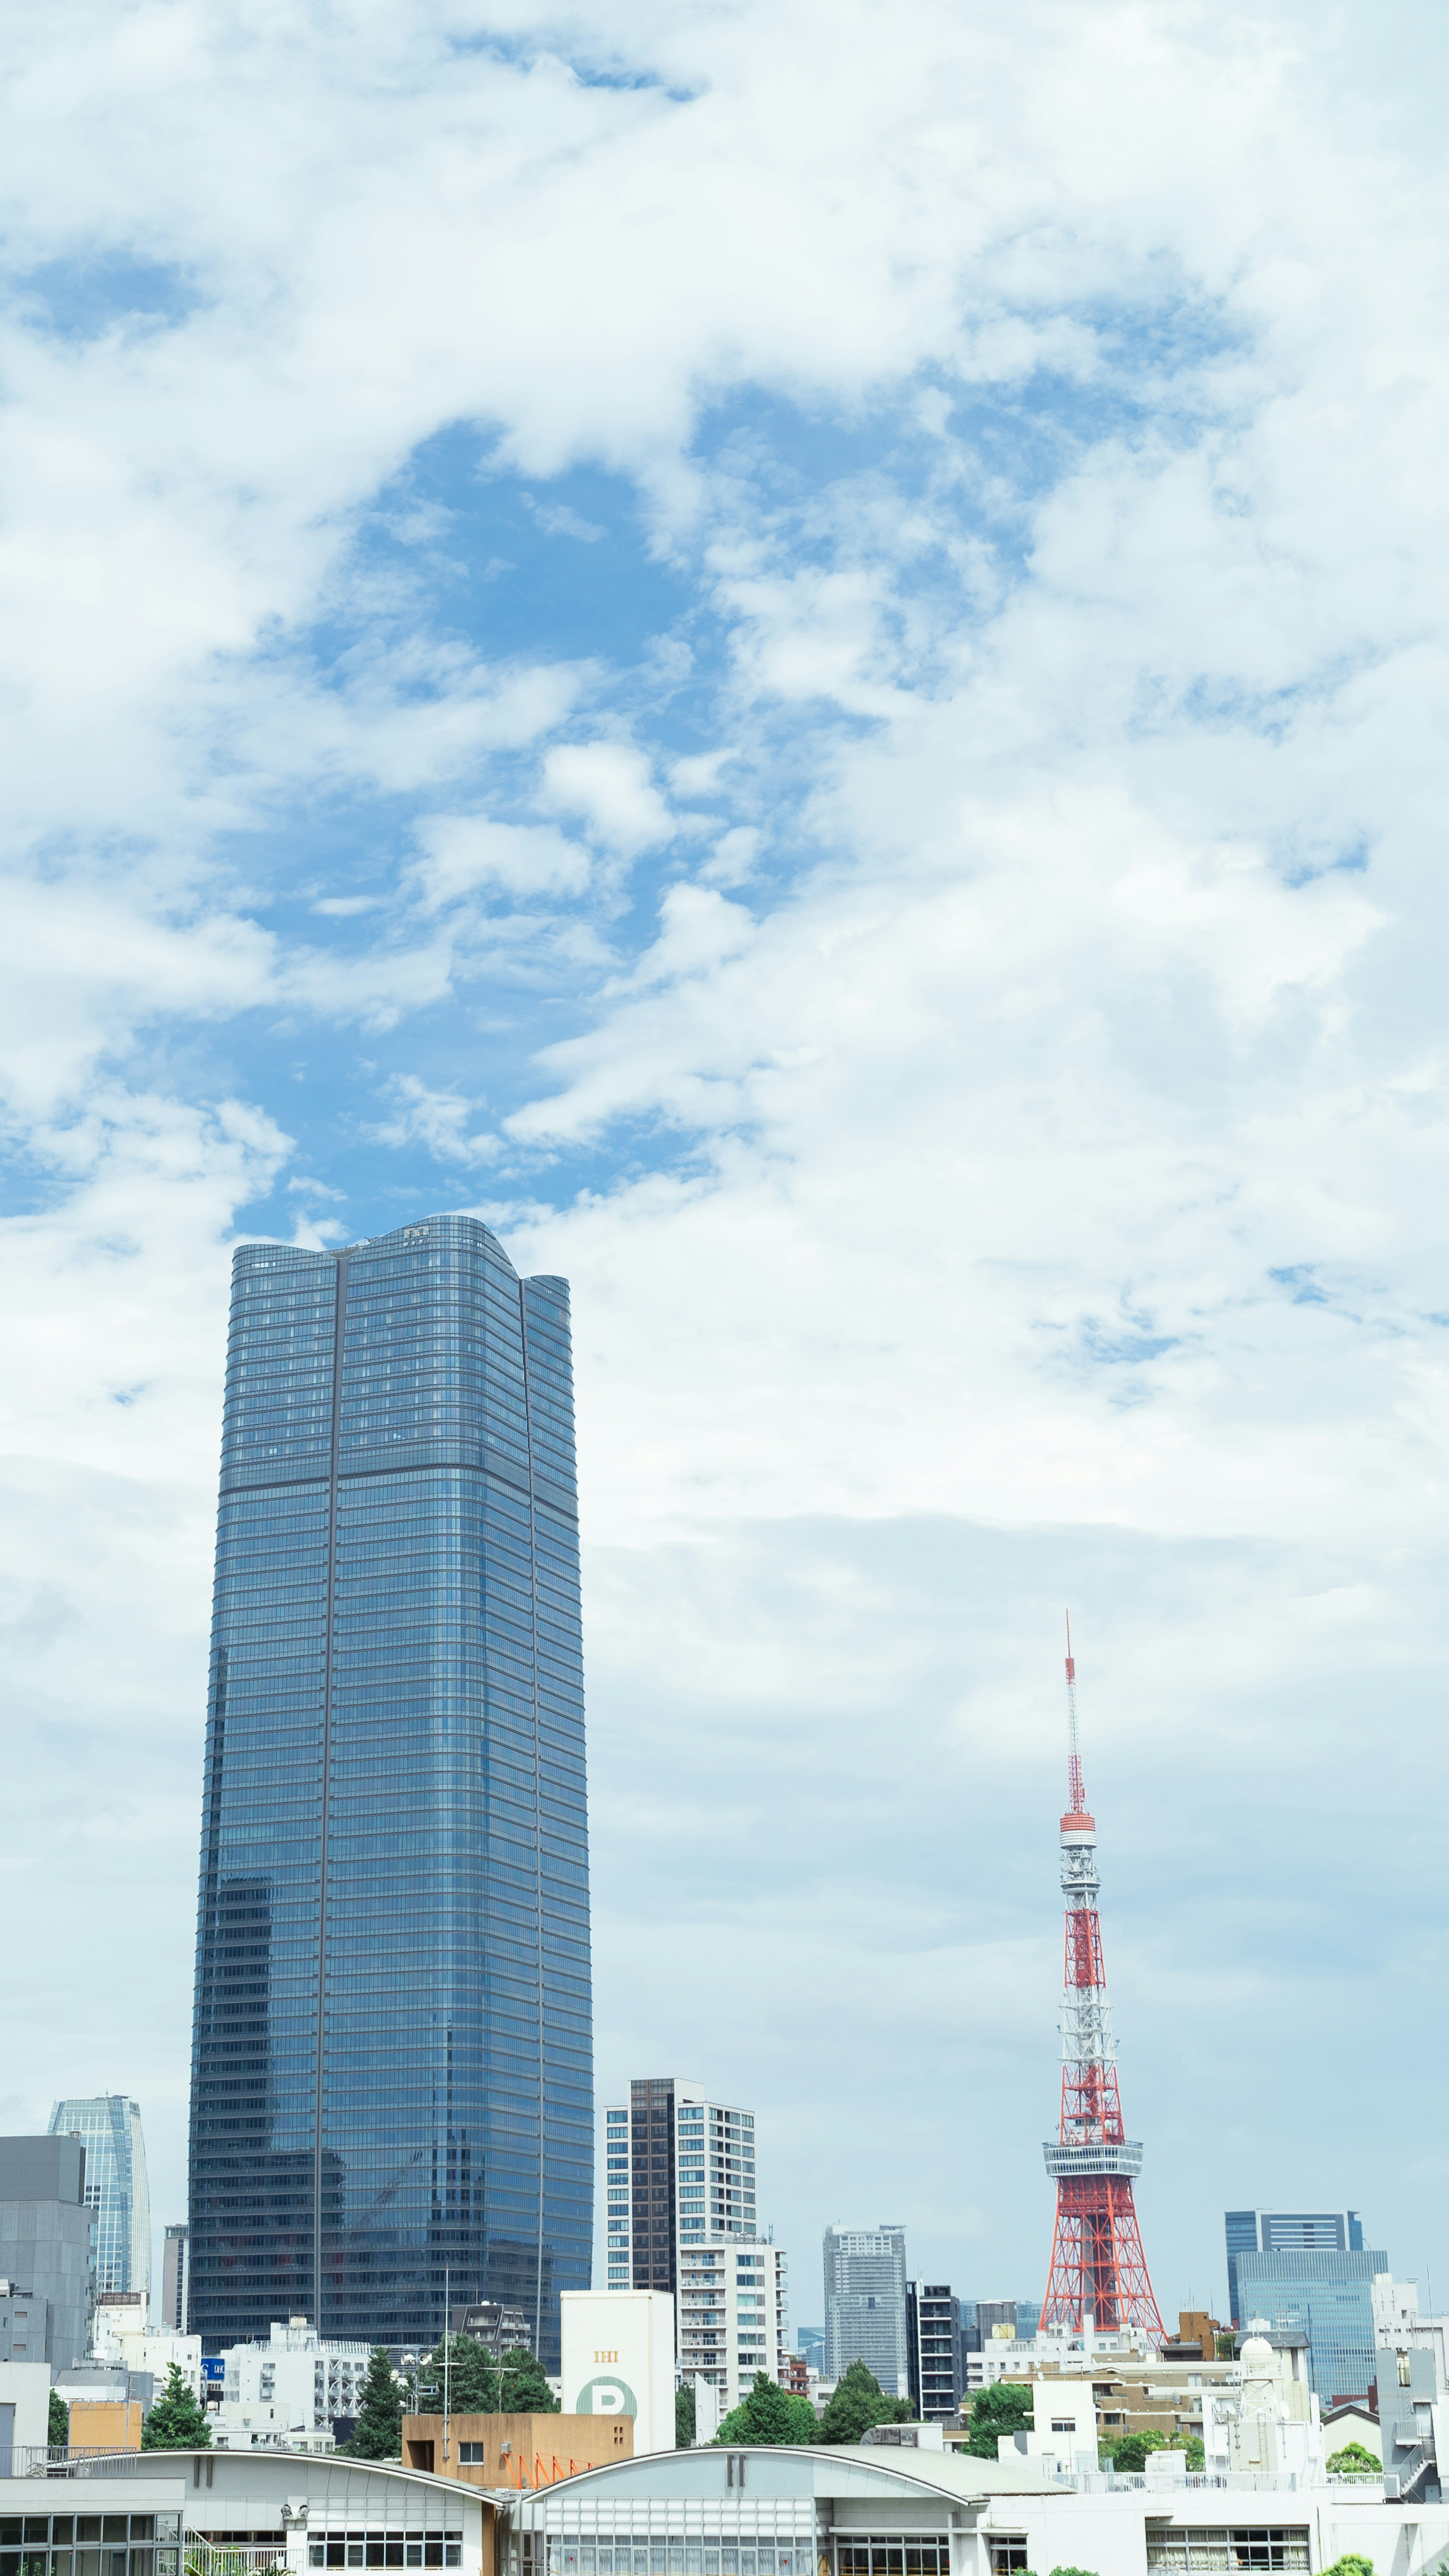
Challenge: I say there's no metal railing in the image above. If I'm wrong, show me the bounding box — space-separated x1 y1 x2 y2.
186 2548 288 2576
14 2448 162 2480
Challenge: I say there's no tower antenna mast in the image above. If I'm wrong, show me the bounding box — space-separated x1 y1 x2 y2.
1040 1619 1164 2343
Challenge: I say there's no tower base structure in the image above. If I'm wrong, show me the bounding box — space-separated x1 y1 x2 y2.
1041 2170 1164 2337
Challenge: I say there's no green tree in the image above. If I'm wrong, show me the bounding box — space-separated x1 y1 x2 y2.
339 2348 404 2460
497 2347 558 2414
141 2364 213 2451
714 2374 819 2447
416 2334 500 2416
48 2390 69 2450
1214 2336 1236 2361
1048 2565 1101 2576
1326 2444 1380 2478
960 2380 1034 2459
676 2383 697 2449
817 2361 912 2446
1106 2428 1167 2474
1320 2559 1374 2576
1178 2435 1206 2471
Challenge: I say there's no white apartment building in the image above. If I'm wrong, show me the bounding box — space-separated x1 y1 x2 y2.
211 2316 370 2450
604 2079 759 2293
91 2294 203 2401
677 2239 789 2414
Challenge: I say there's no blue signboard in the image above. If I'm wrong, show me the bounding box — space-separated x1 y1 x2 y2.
201 2357 226 2384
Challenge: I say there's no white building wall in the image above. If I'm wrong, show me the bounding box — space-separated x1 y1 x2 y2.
678 2239 788 2412
214 2318 370 2448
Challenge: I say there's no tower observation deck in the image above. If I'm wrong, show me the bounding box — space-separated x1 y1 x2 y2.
1040 1622 1164 2339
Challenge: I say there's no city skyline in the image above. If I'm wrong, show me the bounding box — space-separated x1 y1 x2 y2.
2 0 1448 2352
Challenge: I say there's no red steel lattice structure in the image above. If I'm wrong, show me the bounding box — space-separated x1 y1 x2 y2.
1040 1619 1165 2341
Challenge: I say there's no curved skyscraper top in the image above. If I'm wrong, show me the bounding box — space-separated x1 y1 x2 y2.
187 1214 592 2362
48 2096 150 2304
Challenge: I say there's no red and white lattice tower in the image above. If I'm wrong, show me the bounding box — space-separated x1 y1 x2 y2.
1040 1617 1165 2341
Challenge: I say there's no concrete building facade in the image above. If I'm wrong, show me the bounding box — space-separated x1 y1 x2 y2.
212 2317 371 2450
162 2226 189 2334
0 2137 93 2369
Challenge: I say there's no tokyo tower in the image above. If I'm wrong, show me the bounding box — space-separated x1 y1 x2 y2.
1040 1619 1164 2340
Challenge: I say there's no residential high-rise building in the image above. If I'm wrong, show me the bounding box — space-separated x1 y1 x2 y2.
47 2099 149 2308
823 2225 909 2396
1225 2211 1364 2326
1227 2209 1386 2402
0 2136 93 2368
187 1215 592 2365
677 2241 789 2414
906 2281 961 2421
162 2224 189 2333
603 2080 758 2296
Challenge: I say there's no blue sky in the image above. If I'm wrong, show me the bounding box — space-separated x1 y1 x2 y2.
2 0 1449 2337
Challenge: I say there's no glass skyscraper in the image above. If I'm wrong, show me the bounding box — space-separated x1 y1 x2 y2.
46 2096 150 2307
187 1214 592 2364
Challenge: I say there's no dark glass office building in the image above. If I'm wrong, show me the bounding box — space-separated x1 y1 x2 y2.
188 1215 592 2364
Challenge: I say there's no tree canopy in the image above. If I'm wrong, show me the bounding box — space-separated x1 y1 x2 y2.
1320 2558 1374 2576
675 2384 697 2450
1104 2428 1167 2474
1326 2444 1380 2477
960 2380 1034 2458
412 2334 558 2417
48 2391 68 2450
339 2348 404 2459
141 2364 212 2451
816 2361 912 2447
714 2374 819 2447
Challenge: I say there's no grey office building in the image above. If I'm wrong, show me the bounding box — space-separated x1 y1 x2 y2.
162 2224 189 2333
907 2282 960 2421
0 2137 92 2368
824 2225 909 2396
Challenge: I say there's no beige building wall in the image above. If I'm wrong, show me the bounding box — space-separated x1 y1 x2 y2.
402 2411 633 2488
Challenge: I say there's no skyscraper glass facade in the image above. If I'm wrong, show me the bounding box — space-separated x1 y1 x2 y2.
47 2097 150 2307
187 1215 592 2364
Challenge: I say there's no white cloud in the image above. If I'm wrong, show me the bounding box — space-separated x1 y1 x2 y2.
369 1073 503 1166
412 813 593 906
541 740 676 852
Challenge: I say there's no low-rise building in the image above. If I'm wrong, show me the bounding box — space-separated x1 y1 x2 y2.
212 2317 370 2451
92 2294 203 2402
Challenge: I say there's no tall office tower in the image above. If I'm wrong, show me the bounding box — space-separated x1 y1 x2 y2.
187 1215 592 2366
907 2281 961 2420
603 2080 758 2295
1225 2210 1364 2325
1039 1630 1163 2339
162 2224 190 2333
823 2225 909 2396
1226 2209 1385 2401
47 2098 149 2307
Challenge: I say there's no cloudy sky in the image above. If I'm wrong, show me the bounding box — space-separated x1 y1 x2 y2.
3 0 1449 2339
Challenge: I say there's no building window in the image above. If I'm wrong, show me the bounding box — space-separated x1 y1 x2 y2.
1146 2532 1310 2573
837 2547 948 2576
988 2543 1029 2575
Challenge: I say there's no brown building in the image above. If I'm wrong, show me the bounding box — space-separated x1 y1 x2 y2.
402 2412 633 2490
68 2400 143 2453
